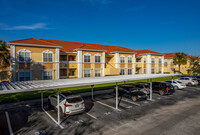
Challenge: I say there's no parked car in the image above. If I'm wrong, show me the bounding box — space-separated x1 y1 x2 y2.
194 76 200 85
131 83 150 95
175 77 198 86
165 80 186 90
113 85 147 101
150 82 175 96
48 92 85 117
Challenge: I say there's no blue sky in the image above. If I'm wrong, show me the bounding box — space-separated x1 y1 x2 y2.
0 0 200 56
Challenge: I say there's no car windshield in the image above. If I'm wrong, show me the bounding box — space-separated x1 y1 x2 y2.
66 96 82 103
177 81 183 84
193 79 197 80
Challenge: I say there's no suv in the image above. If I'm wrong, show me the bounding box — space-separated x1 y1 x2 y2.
175 77 198 86
114 85 147 102
151 82 175 96
165 80 186 90
48 92 85 117
131 83 150 95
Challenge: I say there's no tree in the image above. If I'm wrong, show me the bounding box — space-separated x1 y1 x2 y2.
173 52 187 72
190 56 200 75
0 40 10 69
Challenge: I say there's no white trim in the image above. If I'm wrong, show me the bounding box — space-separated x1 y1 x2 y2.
102 52 105 76
158 57 162 64
115 53 119 68
83 53 91 63
94 68 101 77
111 51 136 54
56 48 60 79
75 48 107 52
77 50 82 78
18 70 32 81
17 49 32 62
42 50 54 63
94 54 101 63
120 55 125 64
147 54 151 74
127 68 132 75
42 70 54 80
120 68 125 75
9 43 61 48
127 55 132 64
132 54 135 75
10 45 16 82
83 69 92 78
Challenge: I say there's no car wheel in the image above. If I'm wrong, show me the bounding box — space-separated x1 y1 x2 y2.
188 83 192 86
59 107 64 119
48 99 53 110
131 96 137 102
174 86 178 90
159 90 165 96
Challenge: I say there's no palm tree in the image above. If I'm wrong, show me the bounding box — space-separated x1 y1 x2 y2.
0 40 10 69
173 52 187 72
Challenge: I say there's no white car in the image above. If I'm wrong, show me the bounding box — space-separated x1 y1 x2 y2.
48 92 85 117
175 77 198 86
165 80 186 90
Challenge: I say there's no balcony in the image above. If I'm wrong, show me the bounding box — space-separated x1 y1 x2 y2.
60 62 77 69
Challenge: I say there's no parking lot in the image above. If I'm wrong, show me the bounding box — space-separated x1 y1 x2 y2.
1 85 200 135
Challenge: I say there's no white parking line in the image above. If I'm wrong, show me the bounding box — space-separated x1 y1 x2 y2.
96 101 121 111
121 99 140 106
86 113 97 120
5 111 13 135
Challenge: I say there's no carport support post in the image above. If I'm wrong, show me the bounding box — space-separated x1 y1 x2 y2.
57 88 60 125
91 84 94 100
41 90 43 109
172 76 174 83
116 82 119 110
150 78 153 100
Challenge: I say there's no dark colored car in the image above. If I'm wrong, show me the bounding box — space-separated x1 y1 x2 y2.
114 85 147 101
194 76 200 85
131 83 150 95
151 82 175 96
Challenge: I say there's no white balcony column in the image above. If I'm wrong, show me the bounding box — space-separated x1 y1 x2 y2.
77 50 82 78
56 48 60 79
132 54 136 75
147 54 151 74
10 45 16 82
102 52 105 76
161 56 164 74
115 52 119 68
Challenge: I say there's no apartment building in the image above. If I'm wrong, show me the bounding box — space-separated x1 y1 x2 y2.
2 38 194 82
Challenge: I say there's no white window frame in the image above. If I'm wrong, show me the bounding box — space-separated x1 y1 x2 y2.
94 54 101 63
94 69 101 77
120 68 125 75
128 68 132 75
151 68 155 74
83 53 91 63
42 50 54 63
158 57 162 64
120 55 125 64
151 57 155 64
18 70 32 81
42 70 54 80
84 69 91 77
164 59 168 65
143 58 146 63
170 59 173 64
127 56 132 64
18 49 32 62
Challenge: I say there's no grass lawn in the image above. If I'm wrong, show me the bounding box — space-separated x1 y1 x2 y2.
0 76 180 104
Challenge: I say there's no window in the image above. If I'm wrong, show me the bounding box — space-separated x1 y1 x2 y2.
18 49 31 62
151 68 155 74
170 60 173 64
43 70 53 80
43 50 53 62
19 71 31 81
71 70 76 76
159 68 162 73
84 54 91 63
120 56 125 63
128 56 132 63
95 55 101 63
95 69 101 77
144 58 146 63
84 69 91 77
70 56 76 61
128 69 132 75
136 58 141 62
159 58 162 64
120 69 125 75
164 60 168 65
151 57 155 64
144 68 146 74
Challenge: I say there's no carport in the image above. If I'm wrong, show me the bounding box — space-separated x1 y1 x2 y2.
0 74 179 129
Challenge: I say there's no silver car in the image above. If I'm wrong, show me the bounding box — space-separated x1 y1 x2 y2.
48 92 85 117
175 77 198 86
165 80 186 90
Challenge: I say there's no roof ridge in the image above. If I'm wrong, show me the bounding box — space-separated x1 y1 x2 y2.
35 38 61 46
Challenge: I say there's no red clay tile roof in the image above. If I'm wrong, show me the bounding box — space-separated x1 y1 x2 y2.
164 52 198 59
40 39 137 54
136 49 163 56
8 38 61 47
8 38 137 54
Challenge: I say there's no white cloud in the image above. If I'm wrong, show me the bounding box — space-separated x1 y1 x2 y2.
0 23 50 30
